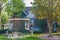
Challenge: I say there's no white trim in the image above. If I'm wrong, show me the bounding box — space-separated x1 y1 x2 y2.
9 18 30 20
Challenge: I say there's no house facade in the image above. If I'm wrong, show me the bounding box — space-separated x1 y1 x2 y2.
8 7 35 32
8 0 35 32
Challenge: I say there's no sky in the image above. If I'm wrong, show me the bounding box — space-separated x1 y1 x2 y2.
23 0 34 7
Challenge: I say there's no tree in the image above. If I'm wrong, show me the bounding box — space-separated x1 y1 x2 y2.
1 11 8 30
0 0 25 29
5 0 25 16
0 0 8 28
0 0 25 16
32 0 60 36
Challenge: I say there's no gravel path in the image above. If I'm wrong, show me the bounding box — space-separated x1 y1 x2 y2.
38 34 60 40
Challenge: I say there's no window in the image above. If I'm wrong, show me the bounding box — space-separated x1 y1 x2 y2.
25 21 30 30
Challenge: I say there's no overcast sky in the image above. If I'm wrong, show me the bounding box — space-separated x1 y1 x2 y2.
23 0 34 7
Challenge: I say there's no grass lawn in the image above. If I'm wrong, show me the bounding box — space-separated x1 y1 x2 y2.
0 36 44 40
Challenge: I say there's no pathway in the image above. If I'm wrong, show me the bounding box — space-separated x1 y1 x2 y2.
38 34 60 40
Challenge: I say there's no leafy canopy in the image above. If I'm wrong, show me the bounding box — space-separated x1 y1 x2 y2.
32 0 60 22
1 11 8 24
0 0 25 16
0 0 25 26
5 0 25 16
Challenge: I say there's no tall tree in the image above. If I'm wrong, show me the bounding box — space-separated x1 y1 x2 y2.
32 0 60 36
0 0 25 29
1 11 8 30
0 0 8 28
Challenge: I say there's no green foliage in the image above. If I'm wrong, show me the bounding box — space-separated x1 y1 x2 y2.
5 0 25 16
0 0 7 2
0 0 25 16
32 0 60 35
0 0 25 27
1 11 8 24
32 0 60 22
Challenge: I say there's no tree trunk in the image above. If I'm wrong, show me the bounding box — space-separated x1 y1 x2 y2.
1 24 4 30
0 3 2 28
47 19 53 37
0 6 1 27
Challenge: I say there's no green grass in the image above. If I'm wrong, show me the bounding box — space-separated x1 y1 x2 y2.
22 36 43 40
0 36 43 40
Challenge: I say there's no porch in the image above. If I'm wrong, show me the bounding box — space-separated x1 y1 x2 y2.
9 18 30 32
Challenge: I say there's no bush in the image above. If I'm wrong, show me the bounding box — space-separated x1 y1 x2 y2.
0 29 8 34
